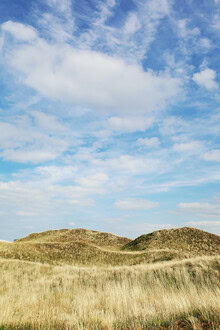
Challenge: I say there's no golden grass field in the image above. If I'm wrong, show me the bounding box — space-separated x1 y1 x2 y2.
0 227 219 329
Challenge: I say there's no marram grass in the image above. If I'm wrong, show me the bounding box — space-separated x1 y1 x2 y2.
0 256 219 329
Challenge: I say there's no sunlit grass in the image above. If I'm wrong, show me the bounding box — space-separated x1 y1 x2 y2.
0 256 219 329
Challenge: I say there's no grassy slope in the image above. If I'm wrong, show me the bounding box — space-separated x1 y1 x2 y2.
0 228 219 328
122 227 220 256
16 228 131 248
0 240 184 266
0 227 219 266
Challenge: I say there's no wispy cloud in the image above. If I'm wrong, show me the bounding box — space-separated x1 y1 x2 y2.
202 149 220 162
0 112 72 163
137 137 160 148
74 0 171 62
38 0 75 42
115 199 160 210
185 221 220 226
178 201 220 218
173 141 203 153
107 116 154 133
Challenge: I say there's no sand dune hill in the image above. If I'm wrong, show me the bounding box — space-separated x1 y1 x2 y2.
122 227 220 256
0 238 184 266
16 228 131 248
0 227 219 266
0 227 219 328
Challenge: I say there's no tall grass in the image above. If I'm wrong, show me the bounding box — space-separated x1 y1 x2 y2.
0 256 219 329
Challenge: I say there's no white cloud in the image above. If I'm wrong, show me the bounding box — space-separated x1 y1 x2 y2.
77 0 170 63
31 166 77 183
143 171 220 193
39 14 73 43
202 149 220 162
107 221 177 238
3 35 182 115
124 12 141 35
0 181 55 217
184 220 220 234
1 149 60 164
2 21 38 42
212 14 220 30
0 36 4 53
115 199 159 210
31 111 65 132
177 19 200 39
68 199 94 206
38 0 75 44
137 137 160 148
178 201 220 218
107 116 154 132
173 141 202 153
0 169 108 220
76 173 109 188
96 0 116 25
159 116 188 136
0 112 67 148
192 68 218 90
199 38 211 51
92 155 163 174
185 221 220 226
47 0 72 13
0 112 71 164
16 211 39 217
175 20 212 58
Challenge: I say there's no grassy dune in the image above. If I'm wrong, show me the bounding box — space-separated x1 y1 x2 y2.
0 240 186 266
0 228 189 266
0 256 219 329
122 227 220 256
0 228 219 329
1 227 219 266
16 228 131 249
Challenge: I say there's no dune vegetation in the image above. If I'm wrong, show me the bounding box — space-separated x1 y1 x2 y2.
122 227 220 256
0 227 219 329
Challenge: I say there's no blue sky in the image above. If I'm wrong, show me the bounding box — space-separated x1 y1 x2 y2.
0 0 220 241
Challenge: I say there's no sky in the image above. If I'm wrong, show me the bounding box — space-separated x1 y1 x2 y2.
0 0 220 241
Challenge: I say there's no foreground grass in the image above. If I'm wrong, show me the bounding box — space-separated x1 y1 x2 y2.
0 256 219 329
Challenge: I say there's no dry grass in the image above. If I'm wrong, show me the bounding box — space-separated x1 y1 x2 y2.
0 228 219 329
17 228 131 249
0 256 219 329
122 227 220 256
0 240 186 266
2 227 219 267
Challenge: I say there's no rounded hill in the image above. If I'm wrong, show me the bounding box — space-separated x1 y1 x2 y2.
122 227 220 256
17 228 131 249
